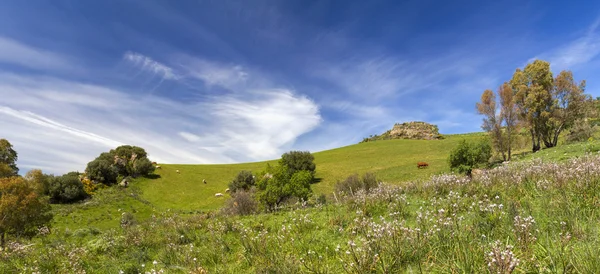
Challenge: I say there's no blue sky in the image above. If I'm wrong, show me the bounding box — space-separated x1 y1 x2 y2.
1 0 600 174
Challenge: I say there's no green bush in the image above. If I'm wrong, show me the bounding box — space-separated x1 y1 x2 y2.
567 119 595 143
256 163 313 211
133 157 155 177
448 139 491 175
86 159 119 185
47 173 88 203
228 170 255 193
279 151 316 178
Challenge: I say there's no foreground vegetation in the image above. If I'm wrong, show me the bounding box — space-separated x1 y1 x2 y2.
3 153 600 273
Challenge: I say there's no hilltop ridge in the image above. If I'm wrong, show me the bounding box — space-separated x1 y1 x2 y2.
361 121 443 143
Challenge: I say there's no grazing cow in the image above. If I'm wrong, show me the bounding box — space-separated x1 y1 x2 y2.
225 188 230 193
155 165 161 169
417 162 429 169
215 193 224 197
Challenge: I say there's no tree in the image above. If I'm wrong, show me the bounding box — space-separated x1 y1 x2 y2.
477 89 506 160
0 176 53 247
24 169 50 196
542 70 587 147
0 139 18 177
228 170 255 193
510 60 554 152
279 151 316 178
499 82 518 160
47 173 88 203
448 139 491 176
133 157 155 177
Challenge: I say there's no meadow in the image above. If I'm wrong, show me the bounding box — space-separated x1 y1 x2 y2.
3 134 600 273
3 152 600 273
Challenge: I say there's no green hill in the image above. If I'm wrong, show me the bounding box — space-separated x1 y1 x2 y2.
51 132 486 230
134 133 487 211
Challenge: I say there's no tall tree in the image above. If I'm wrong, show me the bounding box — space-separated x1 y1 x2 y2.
0 139 18 177
542 70 587 147
510 60 554 152
499 82 518 160
477 89 506 160
0 176 53 247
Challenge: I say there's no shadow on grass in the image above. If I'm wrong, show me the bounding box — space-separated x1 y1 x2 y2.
145 174 162 179
312 177 322 184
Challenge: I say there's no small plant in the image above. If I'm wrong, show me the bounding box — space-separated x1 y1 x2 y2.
448 139 491 175
223 190 257 215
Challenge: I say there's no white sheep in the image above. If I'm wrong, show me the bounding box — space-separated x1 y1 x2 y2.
155 165 161 169
176 169 180 174
225 188 230 193
215 193 224 197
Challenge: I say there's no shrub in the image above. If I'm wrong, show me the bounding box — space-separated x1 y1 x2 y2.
47 173 88 203
133 157 155 177
335 174 362 195
223 190 257 216
335 172 379 195
567 119 595 143
256 164 313 211
228 170 255 193
279 151 316 178
448 139 492 175
86 159 118 185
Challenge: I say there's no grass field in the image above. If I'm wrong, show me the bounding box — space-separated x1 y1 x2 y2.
135 133 488 211
6 150 600 273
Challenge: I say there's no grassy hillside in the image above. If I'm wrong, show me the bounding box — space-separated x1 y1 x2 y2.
135 133 487 211
6 152 600 273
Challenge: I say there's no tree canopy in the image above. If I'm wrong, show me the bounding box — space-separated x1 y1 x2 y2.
0 176 53 247
0 139 18 177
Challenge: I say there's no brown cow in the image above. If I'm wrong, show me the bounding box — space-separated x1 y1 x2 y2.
417 162 429 169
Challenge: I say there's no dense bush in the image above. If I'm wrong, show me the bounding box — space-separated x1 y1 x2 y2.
85 145 155 185
279 151 316 178
335 172 379 195
47 173 88 203
228 170 255 193
86 159 118 185
448 139 491 175
256 163 313 211
133 157 155 177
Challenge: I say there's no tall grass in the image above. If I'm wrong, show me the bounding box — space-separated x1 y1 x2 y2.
2 155 600 273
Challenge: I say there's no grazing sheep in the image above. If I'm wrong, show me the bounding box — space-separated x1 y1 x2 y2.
417 162 429 169
203 179 207 184
155 165 161 169
215 193 224 197
176 170 180 174
225 188 230 193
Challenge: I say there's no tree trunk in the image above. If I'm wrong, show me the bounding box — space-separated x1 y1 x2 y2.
0 231 4 249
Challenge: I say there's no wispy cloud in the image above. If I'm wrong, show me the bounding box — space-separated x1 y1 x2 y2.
0 36 71 70
124 51 179 80
540 18 600 70
0 61 321 174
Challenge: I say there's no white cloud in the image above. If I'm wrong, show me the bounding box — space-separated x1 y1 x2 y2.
124 51 178 80
0 72 321 175
0 36 71 70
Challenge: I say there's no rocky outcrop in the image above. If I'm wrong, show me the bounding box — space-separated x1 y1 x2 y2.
361 121 443 143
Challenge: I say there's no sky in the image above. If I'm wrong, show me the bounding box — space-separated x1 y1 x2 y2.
1 0 600 175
